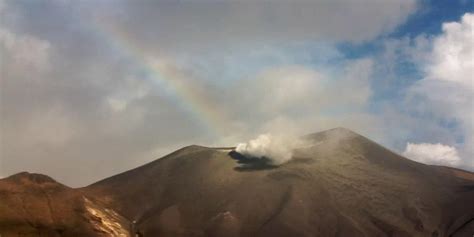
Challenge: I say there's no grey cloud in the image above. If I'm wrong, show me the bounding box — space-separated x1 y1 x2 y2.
1 0 422 186
95 0 418 54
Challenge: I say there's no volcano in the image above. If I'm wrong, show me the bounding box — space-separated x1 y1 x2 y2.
1 128 473 236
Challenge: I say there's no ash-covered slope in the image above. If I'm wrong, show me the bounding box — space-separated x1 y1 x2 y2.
84 128 474 237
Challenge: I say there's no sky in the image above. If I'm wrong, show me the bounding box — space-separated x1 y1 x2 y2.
1 0 473 187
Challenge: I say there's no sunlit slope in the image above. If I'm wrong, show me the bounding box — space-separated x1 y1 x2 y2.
0 172 130 236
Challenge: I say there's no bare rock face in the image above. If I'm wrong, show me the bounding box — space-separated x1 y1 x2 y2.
1 128 473 236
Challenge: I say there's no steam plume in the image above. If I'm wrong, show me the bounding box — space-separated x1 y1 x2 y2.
235 134 305 165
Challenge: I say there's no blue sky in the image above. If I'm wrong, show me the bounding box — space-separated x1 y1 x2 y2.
340 0 473 92
1 0 473 186
391 0 473 37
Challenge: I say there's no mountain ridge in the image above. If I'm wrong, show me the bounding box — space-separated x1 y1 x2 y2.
1 127 473 236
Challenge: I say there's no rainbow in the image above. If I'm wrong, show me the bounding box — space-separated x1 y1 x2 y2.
91 18 229 138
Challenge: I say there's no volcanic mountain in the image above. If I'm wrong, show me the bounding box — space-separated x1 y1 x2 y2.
1 128 473 236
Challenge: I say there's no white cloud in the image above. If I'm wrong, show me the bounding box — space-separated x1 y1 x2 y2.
403 143 461 166
406 13 474 169
426 13 474 87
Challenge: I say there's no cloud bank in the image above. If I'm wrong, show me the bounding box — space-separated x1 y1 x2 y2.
97 0 417 53
403 143 461 166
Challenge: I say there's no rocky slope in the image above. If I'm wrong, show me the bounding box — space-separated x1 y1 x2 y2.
0 173 130 236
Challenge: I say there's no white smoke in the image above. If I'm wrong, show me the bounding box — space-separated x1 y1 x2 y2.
403 142 461 167
235 134 306 165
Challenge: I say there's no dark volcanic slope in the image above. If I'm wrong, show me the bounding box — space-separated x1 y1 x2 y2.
84 128 474 237
1 128 473 237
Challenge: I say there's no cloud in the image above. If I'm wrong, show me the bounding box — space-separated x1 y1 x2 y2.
94 0 417 53
0 27 51 75
228 58 373 122
403 143 461 166
0 4 208 186
425 13 474 87
11 0 472 187
405 13 474 169
0 18 377 185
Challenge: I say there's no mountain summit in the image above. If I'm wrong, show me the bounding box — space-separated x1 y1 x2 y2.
1 128 473 236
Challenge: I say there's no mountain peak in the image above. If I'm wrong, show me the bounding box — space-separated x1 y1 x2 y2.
4 171 58 185
302 126 361 143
